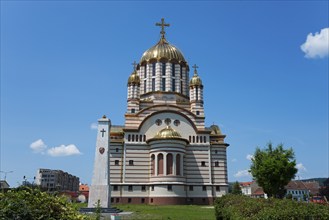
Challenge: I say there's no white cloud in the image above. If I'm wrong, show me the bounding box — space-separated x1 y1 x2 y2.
234 169 251 178
296 163 307 173
231 158 237 162
30 139 47 153
30 139 82 157
246 154 254 161
90 123 98 130
301 27 329 59
47 144 82 157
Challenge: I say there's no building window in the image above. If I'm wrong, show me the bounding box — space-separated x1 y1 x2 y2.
144 65 147 78
200 136 203 143
144 80 146 93
113 185 118 191
155 119 162 126
196 111 200 115
162 63 166 76
152 78 155 91
129 160 134 166
152 63 156 76
132 135 135 142
111 198 114 203
151 154 155 175
201 161 206 167
141 198 145 203
141 185 146 191
196 136 199 143
128 134 131 141
172 79 175 91
162 78 166 91
168 185 172 191
151 185 154 191
115 160 119 166
151 198 153 203
158 154 164 175
131 108 135 113
128 185 133 192
192 136 195 143
116 198 119 203
216 186 220 192
180 65 183 78
116 148 119 152
189 185 194 191
143 135 146 142
215 150 218 154
140 135 143 141
215 161 219 167
189 136 191 142
176 154 181 175
203 186 207 191
173 120 180 126
180 81 183 94
128 198 132 203
167 153 173 175
204 136 206 143
172 63 175 76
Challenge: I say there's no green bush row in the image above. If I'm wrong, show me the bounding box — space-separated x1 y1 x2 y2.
214 194 329 220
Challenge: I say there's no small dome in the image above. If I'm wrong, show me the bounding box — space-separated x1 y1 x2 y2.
210 125 222 135
154 126 182 139
140 38 186 63
189 67 203 86
127 71 140 85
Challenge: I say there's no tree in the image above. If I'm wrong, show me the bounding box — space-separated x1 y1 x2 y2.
250 142 297 198
231 181 242 195
0 186 86 220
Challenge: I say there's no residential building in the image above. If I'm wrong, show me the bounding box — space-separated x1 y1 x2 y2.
35 168 79 192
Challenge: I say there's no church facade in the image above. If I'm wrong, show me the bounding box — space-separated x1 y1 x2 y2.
89 19 229 206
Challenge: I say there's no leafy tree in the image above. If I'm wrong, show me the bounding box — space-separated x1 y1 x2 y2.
250 142 297 198
231 181 242 195
0 186 87 220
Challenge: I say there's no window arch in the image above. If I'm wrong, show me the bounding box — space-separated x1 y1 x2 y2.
151 154 155 175
176 154 181 175
158 154 163 175
167 154 173 175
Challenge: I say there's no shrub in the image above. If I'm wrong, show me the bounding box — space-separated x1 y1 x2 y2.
214 194 329 220
0 186 87 220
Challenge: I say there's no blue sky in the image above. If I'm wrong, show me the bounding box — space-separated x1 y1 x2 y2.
1 1 328 186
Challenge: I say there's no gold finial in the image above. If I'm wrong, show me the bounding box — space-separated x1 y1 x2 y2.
156 18 170 39
131 61 137 71
192 64 199 75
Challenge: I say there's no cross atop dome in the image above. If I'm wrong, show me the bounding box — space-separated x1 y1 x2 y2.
192 64 199 75
156 18 170 39
131 61 137 71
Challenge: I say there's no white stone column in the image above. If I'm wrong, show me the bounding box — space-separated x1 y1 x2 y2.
173 153 177 175
88 116 111 208
155 153 158 176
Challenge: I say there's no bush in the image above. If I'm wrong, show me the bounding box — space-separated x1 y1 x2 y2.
214 194 329 220
0 186 87 220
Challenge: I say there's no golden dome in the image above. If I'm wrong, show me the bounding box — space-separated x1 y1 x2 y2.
127 71 140 85
189 67 203 87
210 125 222 135
140 38 186 63
154 126 182 139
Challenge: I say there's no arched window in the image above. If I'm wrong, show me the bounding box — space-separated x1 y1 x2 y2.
128 134 131 142
136 135 139 142
167 154 173 175
176 154 181 175
158 154 163 175
151 154 155 175
132 135 135 142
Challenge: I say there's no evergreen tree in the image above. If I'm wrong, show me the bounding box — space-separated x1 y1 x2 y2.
232 181 242 195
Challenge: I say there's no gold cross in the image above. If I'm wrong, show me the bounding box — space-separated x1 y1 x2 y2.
131 61 137 71
156 18 170 39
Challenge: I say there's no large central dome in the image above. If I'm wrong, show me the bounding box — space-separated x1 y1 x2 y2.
140 38 186 63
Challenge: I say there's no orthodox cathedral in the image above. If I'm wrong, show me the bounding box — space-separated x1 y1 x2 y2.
88 19 229 207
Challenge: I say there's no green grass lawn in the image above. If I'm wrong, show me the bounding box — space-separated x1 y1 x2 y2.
113 204 215 220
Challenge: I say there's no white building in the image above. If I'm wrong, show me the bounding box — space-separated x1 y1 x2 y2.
35 168 79 192
88 18 229 206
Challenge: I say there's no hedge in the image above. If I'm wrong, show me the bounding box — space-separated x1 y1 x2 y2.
215 194 329 220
